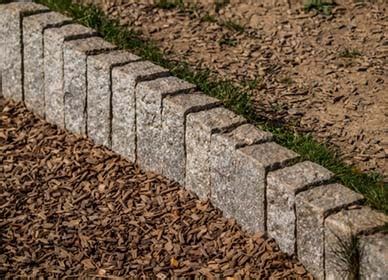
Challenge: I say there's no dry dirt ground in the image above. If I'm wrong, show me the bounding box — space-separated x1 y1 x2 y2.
80 0 388 176
0 98 311 279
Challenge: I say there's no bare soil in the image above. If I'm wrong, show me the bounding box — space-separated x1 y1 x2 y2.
0 98 310 279
82 0 388 176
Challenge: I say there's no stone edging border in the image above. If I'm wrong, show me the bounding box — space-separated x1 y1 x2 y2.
0 3 387 279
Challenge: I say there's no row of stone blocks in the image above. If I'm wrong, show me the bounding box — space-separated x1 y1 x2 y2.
0 3 387 279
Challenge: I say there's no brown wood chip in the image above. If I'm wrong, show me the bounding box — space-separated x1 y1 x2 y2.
0 98 310 278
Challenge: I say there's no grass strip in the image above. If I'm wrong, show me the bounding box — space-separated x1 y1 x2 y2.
33 0 387 213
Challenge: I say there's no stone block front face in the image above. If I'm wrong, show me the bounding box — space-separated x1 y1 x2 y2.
161 92 221 185
185 107 246 200
136 76 195 173
0 3 49 101
44 24 97 127
210 124 273 231
86 50 139 147
233 142 299 232
23 12 71 117
267 161 332 255
111 61 169 162
295 184 363 279
360 233 388 280
325 207 388 280
63 37 115 135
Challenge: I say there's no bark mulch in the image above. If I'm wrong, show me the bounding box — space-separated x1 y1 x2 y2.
0 98 311 279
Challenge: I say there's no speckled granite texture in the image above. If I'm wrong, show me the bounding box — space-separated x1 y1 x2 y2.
2 3 387 279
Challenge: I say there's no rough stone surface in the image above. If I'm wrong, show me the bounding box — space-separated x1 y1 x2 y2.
295 184 364 279
23 12 71 117
161 92 221 185
210 124 273 232
325 207 388 280
185 107 246 200
63 37 115 135
136 76 195 173
225 142 299 232
86 50 139 147
111 61 169 162
210 124 273 200
267 161 333 255
215 123 273 149
239 142 300 172
360 233 388 280
0 3 49 101
44 24 97 127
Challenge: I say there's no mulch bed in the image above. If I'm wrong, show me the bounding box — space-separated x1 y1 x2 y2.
0 98 311 279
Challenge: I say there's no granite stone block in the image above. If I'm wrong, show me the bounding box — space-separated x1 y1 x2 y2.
161 92 221 185
86 50 139 147
63 37 115 135
228 142 299 232
360 233 388 280
185 107 246 200
0 2 49 101
210 124 272 222
296 184 364 279
267 161 333 255
111 61 169 162
136 76 195 173
23 12 71 117
44 24 97 127
325 207 388 280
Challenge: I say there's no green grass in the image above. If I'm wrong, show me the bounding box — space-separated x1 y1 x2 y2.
279 77 294 85
201 13 217 23
222 20 245 33
215 0 230 13
153 0 200 14
219 36 237 47
154 0 185 10
304 0 335 15
34 0 387 214
339 48 362 58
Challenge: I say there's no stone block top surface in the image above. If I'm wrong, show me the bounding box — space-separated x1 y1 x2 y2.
47 23 97 39
23 11 71 28
239 142 299 170
163 92 221 113
326 207 388 235
114 60 169 81
64 36 116 54
215 123 273 149
0 2 49 14
267 161 333 193
296 183 364 215
88 50 140 68
137 76 195 97
187 107 246 133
